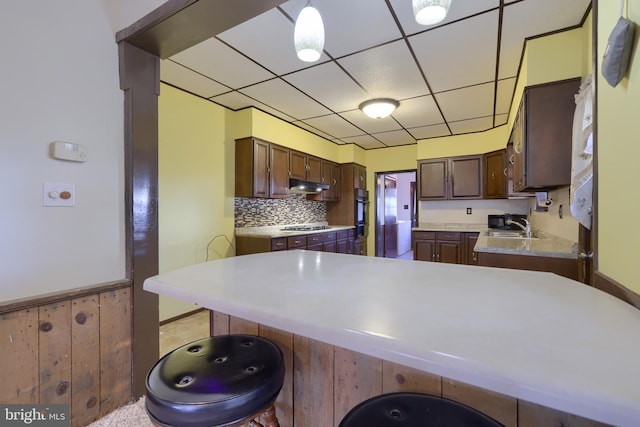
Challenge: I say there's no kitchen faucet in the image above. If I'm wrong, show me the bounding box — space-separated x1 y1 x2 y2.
506 218 532 238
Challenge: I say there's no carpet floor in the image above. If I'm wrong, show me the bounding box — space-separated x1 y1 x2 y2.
87 397 153 427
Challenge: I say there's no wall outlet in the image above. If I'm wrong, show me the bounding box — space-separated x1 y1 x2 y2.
466 208 472 215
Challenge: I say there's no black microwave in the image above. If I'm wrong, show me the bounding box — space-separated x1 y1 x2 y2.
488 214 527 230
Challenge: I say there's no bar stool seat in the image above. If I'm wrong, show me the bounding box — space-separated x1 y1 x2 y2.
339 392 503 427
145 335 284 427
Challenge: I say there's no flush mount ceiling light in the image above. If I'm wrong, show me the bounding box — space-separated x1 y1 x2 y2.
412 0 452 25
294 2 325 62
359 98 400 119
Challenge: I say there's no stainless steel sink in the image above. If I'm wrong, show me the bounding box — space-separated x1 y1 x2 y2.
485 230 538 238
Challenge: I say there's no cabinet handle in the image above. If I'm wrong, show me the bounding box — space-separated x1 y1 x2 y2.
509 154 515 165
491 172 496 180
503 167 508 176
432 253 436 261
472 252 477 261
333 178 337 185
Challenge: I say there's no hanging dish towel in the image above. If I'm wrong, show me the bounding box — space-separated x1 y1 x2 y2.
570 75 593 229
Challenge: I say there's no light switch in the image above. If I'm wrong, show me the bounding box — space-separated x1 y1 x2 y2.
43 182 75 207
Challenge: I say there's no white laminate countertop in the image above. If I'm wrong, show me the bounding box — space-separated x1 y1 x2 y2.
413 223 578 259
144 251 640 426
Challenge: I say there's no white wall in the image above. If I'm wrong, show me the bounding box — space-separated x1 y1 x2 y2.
0 1 161 302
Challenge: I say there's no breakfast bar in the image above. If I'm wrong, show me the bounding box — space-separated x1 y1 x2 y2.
143 250 640 426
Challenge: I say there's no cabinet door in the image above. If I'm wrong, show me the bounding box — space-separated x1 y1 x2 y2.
512 100 526 192
414 239 436 262
306 155 322 183
336 239 349 254
463 233 479 265
484 150 506 199
418 159 448 200
269 144 290 198
253 138 270 198
353 164 366 189
331 162 341 200
320 160 339 201
437 241 461 264
289 150 307 180
450 156 483 199
323 241 337 253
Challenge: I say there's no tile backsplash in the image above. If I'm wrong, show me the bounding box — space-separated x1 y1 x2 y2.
234 195 326 227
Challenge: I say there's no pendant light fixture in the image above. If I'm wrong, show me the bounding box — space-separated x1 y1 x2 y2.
294 2 325 62
359 99 400 119
412 0 452 26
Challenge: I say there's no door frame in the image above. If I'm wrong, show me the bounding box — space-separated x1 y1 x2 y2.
374 170 416 258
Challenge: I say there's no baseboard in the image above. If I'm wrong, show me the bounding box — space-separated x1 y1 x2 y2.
159 307 207 326
593 271 640 310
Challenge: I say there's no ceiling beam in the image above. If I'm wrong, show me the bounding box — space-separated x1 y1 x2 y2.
116 0 288 58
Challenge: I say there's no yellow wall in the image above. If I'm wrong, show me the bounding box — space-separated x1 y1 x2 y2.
158 84 236 320
597 1 640 292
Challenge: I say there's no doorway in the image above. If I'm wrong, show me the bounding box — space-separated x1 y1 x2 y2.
375 170 417 259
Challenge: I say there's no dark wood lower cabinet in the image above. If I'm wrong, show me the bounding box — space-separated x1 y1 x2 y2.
413 231 472 265
477 252 578 280
236 228 359 256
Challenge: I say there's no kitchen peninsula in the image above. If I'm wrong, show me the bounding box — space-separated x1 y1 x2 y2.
143 251 639 426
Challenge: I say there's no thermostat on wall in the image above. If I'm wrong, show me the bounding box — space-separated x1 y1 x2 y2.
50 141 87 162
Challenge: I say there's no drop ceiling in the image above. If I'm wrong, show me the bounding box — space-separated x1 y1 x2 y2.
160 0 591 150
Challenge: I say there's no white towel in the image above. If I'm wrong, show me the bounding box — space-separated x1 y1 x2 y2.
570 75 594 229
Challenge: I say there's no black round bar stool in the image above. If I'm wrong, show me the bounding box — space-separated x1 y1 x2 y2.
339 392 503 427
145 335 285 427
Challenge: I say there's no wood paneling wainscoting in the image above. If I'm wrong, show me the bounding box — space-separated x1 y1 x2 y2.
210 311 607 427
0 281 133 427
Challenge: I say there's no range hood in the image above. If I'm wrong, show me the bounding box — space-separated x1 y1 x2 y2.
289 178 329 194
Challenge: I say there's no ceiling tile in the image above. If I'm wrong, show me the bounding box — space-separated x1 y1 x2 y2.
210 91 297 122
283 62 370 113
160 59 231 98
372 129 416 147
158 0 591 149
390 0 501 37
449 116 494 135
217 8 325 75
338 40 430 100
409 124 451 140
409 10 499 92
170 37 275 89
495 113 508 127
436 83 495 122
392 95 443 129
341 134 386 150
240 79 332 119
281 0 403 58
339 110 402 134
301 114 364 139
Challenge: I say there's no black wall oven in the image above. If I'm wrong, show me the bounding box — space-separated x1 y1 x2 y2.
355 188 368 238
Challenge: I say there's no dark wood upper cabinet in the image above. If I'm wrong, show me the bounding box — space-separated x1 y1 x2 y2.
418 155 483 200
236 137 289 198
484 149 507 199
512 77 581 192
290 150 322 183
